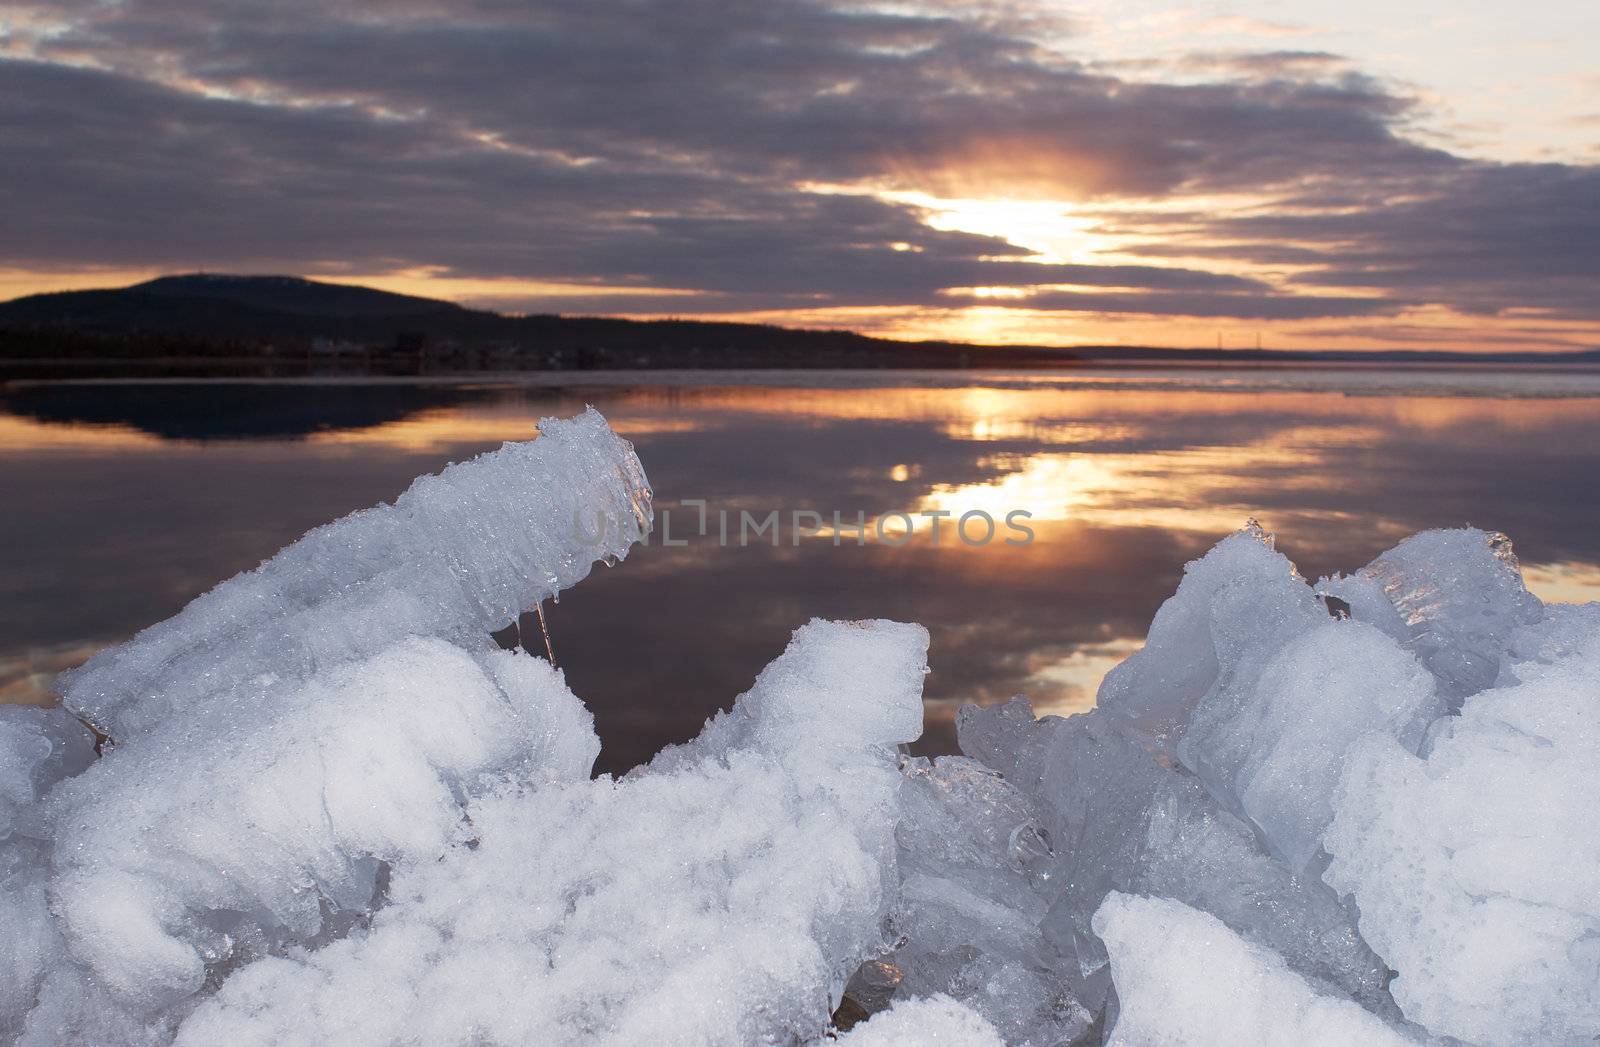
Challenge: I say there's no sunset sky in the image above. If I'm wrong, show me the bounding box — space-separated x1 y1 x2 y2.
2 0 1597 350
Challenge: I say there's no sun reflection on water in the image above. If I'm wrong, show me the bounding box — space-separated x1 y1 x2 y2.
3 373 1598 766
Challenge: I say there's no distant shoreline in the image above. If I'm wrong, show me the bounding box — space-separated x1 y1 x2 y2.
4 275 1595 379
5 353 1600 385
10 362 1600 409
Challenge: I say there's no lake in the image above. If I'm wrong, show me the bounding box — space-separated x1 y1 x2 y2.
4 367 1598 774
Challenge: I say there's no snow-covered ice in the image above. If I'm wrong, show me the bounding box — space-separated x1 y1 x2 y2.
1324 613 1600 1046
4 408 1598 1047
44 643 598 1024
4 410 653 1043
956 522 1598 1045
831 995 1005 1047
57 406 651 743
175 618 928 1047
1093 893 1414 1047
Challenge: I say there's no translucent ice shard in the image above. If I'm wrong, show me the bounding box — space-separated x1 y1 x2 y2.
0 707 93 841
1324 528 1544 708
1 707 92 1034
59 407 652 742
883 755 1090 1044
1095 522 1323 754
1177 620 1443 873
956 700 1389 1015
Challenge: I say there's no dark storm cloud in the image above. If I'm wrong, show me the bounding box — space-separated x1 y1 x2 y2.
1 0 1595 324
42 0 1436 196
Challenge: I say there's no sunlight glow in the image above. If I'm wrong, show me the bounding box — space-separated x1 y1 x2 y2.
803 183 1117 265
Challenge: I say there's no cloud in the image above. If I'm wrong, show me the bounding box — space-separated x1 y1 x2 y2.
1111 163 1600 322
0 0 1595 332
943 288 1404 319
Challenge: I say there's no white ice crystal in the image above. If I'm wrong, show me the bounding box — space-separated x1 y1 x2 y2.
1324 620 1600 1046
830 994 1006 1047
1093 893 1413 1047
4 410 652 1044
173 619 929 1047
45 643 597 1013
58 407 651 742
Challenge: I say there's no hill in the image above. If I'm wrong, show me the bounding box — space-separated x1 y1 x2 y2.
0 274 1079 371
3 275 1596 373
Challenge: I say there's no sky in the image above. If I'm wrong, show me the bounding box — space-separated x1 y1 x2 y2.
1 0 1596 350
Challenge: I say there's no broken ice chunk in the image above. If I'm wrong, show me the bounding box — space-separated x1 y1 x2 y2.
1 842 65 1035
60 407 652 741
1344 528 1544 707
1177 620 1443 873
1323 619 1600 1047
1498 600 1600 681
45 642 600 1012
1095 522 1323 753
1094 893 1414 1047
884 755 1090 1044
173 620 929 1047
957 701 1389 1013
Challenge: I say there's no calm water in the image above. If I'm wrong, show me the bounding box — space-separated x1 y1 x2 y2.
4 368 1599 774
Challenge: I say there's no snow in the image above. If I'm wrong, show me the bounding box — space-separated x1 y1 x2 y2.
1324 617 1600 1046
5 409 1599 1047
831 995 1005 1047
1093 893 1414 1047
174 618 928 1047
44 642 597 1016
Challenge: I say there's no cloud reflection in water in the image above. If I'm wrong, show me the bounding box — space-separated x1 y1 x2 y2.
2 371 1597 773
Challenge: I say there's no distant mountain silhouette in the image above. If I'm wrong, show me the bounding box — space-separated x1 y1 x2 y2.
0 273 1076 370
131 274 473 319
1 274 1595 372
0 274 497 342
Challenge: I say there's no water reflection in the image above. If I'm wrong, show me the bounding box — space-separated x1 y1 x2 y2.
3 371 1598 774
